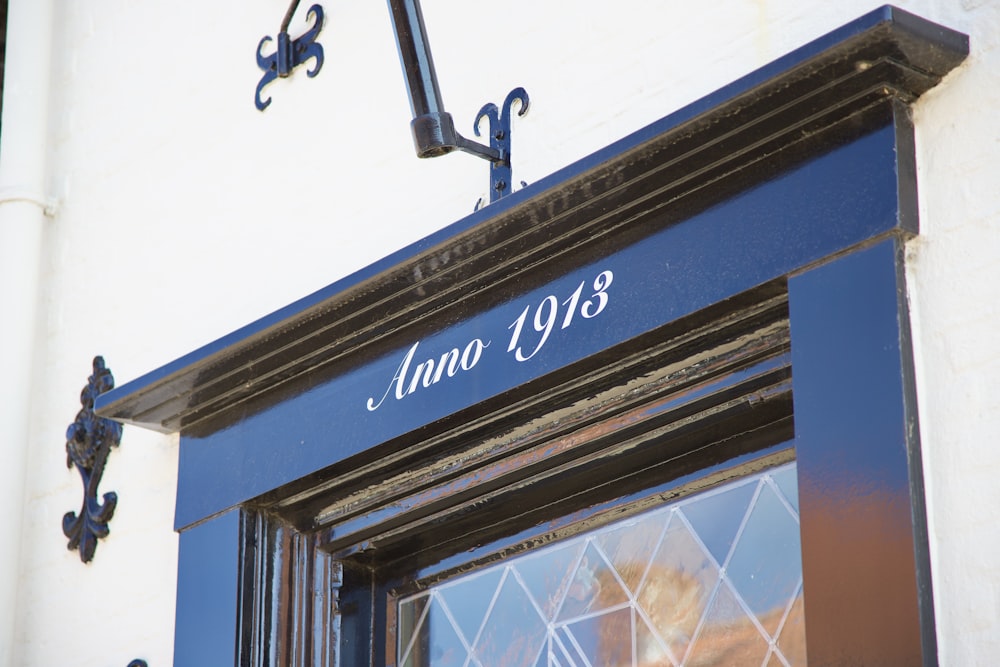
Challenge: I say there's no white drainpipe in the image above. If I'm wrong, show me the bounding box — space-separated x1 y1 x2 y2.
0 0 55 662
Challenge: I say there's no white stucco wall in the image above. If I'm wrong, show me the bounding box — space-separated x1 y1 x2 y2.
907 1 1000 661
1 1 996 665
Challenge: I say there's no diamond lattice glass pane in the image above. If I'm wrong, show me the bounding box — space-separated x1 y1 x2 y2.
561 607 633 666
398 462 805 667
686 579 768 667
776 590 807 667
595 511 665 595
771 466 800 515
400 596 468 667
551 630 592 667
473 570 547 667
437 568 504 646
530 643 545 667
726 482 802 637
680 479 757 567
399 593 432 666
512 541 585 622
556 541 629 621
766 651 786 666
636 610 677 666
637 513 718 660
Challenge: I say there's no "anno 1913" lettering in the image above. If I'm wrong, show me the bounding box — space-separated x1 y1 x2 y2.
365 338 490 411
364 268 614 412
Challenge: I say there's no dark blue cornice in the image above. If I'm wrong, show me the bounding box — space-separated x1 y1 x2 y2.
96 6 966 436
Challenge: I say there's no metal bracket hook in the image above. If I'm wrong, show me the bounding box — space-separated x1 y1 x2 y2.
387 0 531 207
474 87 530 207
255 2 325 111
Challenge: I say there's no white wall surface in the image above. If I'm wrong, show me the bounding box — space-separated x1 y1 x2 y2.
1 0 996 665
906 1 1000 661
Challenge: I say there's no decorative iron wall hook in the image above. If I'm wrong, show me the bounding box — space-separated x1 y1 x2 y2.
255 1 325 111
386 0 530 206
63 356 123 563
474 87 530 207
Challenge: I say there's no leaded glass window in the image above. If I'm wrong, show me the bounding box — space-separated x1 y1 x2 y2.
397 462 804 667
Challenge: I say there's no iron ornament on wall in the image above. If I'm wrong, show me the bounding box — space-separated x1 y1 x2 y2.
474 87 530 208
255 1 325 111
63 356 123 563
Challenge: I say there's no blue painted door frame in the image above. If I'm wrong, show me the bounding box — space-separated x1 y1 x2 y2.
94 7 966 666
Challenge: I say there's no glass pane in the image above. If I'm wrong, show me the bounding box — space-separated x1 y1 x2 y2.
397 463 806 667
637 512 717 661
776 589 807 667
561 606 633 666
437 568 505 647
725 482 802 637
685 579 769 667
399 596 468 667
512 541 585 622
399 593 431 666
681 479 757 567
555 541 629 622
636 611 676 667
596 511 665 595
771 466 800 514
472 570 547 667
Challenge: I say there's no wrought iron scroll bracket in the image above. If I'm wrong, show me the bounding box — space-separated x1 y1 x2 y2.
63 356 123 563
386 0 530 208
474 87 530 209
255 2 325 111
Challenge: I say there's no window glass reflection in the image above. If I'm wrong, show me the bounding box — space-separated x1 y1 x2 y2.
398 462 805 667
